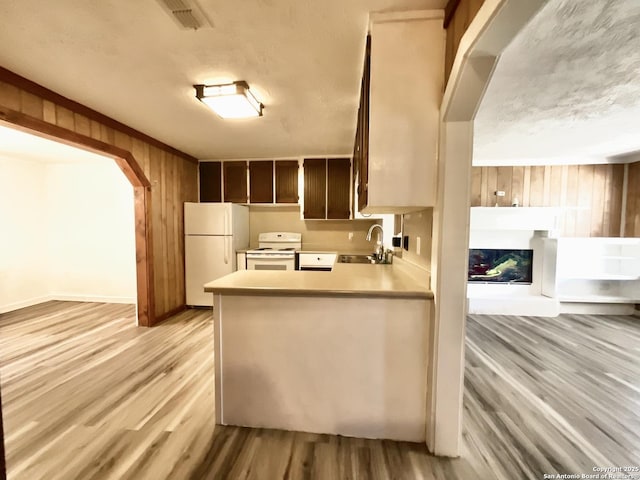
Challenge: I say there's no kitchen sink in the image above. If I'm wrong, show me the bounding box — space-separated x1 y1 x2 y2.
337 254 377 264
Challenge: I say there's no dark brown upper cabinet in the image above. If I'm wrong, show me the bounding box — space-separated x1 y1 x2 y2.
249 161 274 203
354 35 371 213
223 161 248 203
199 161 222 202
303 159 327 219
327 158 351 219
304 158 351 220
275 160 299 204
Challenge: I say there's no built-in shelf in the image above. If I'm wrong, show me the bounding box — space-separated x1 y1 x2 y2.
543 237 640 312
467 208 640 316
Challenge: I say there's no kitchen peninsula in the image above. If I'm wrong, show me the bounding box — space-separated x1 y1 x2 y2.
204 259 433 442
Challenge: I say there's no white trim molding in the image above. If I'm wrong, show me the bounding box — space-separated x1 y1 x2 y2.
429 0 550 457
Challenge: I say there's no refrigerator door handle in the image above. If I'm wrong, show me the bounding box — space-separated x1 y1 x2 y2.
224 236 229 265
224 207 230 236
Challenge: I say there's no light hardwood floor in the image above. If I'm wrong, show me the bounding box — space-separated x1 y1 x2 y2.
1 302 638 479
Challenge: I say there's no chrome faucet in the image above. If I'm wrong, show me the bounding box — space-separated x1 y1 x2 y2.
366 224 383 242
366 224 384 260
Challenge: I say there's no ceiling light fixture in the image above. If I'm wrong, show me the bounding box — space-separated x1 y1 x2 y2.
194 81 263 119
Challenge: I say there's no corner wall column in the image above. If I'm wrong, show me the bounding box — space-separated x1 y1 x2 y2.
429 121 474 456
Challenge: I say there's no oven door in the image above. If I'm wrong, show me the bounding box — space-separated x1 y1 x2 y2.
246 254 295 271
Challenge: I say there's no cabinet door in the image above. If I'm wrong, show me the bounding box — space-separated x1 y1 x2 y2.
303 159 326 219
358 35 371 211
199 161 222 202
249 161 274 203
275 160 299 203
223 161 248 203
366 20 441 209
327 158 351 219
352 121 360 215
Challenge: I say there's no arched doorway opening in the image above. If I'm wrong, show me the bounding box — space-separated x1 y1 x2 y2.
0 106 154 327
429 0 549 456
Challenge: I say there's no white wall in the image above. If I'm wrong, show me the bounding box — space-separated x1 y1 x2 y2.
45 162 136 303
0 157 49 311
401 209 433 271
0 156 136 313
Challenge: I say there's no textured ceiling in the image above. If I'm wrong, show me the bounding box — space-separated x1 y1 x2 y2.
0 0 445 160
0 125 111 164
474 0 640 166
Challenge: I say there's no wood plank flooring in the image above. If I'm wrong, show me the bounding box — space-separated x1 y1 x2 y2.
1 302 639 479
465 313 640 479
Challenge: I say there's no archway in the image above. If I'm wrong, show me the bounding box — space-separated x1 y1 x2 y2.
0 105 154 327
429 0 549 456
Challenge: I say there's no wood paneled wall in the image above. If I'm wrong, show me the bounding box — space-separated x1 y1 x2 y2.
444 0 485 84
626 162 640 237
470 164 625 237
0 68 198 323
123 134 198 321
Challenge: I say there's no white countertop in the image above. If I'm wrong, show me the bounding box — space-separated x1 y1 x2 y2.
204 258 432 299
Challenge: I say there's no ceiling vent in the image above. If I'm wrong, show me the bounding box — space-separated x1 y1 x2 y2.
157 0 212 30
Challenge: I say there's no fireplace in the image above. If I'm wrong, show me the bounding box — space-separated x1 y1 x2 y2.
468 249 533 284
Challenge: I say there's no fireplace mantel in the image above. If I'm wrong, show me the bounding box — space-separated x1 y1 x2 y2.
470 207 561 233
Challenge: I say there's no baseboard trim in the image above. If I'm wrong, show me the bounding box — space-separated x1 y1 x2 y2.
559 302 635 316
51 294 136 304
0 295 54 313
0 294 136 314
154 305 187 326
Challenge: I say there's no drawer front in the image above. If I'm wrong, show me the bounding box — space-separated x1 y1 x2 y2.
298 253 337 268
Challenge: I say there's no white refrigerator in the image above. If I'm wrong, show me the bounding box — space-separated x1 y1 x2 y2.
184 202 249 306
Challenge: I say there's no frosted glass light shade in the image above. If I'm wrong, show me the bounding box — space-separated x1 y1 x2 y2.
194 82 263 119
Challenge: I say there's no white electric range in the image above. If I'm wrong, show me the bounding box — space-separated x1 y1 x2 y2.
245 232 302 271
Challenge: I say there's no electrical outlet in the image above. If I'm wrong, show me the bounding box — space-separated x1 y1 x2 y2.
348 232 353 241
416 236 421 255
